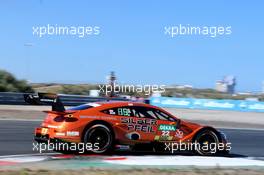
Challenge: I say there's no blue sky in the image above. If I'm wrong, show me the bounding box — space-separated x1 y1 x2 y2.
0 1 263 92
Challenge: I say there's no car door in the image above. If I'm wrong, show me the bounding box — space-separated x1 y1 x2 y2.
101 106 157 142
126 106 158 141
150 108 183 142
127 106 182 142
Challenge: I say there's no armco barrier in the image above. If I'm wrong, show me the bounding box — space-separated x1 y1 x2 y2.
0 92 129 106
150 97 264 113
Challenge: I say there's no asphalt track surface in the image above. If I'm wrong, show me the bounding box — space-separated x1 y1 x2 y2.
0 120 263 157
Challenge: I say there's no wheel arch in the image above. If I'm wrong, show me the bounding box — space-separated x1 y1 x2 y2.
81 120 115 142
192 126 222 143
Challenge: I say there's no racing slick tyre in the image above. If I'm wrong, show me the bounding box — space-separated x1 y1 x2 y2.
83 124 113 154
192 129 220 156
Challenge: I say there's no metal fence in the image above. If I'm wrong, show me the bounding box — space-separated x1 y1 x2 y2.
0 92 129 106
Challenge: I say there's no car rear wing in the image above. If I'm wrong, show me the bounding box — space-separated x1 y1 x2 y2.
24 93 65 112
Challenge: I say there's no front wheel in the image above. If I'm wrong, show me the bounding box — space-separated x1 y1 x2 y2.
83 124 113 154
193 130 220 156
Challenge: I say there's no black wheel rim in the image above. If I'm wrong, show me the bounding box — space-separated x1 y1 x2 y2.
196 132 218 155
87 127 111 152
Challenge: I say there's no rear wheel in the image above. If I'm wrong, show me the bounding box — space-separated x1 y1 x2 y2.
193 130 220 156
83 124 113 154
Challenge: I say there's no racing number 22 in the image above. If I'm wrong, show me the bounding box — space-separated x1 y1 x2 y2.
162 131 170 136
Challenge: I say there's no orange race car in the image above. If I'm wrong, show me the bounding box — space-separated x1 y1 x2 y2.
24 93 230 156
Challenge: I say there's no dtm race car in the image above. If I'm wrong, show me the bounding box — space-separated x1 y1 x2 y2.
24 93 230 156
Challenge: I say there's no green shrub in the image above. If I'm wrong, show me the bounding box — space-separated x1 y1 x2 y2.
0 70 34 92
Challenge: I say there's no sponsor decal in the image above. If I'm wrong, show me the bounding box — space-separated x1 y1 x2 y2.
66 131 79 136
248 104 264 110
127 124 155 133
109 109 116 115
175 129 183 138
115 145 130 150
80 116 99 119
158 124 176 131
121 118 157 133
154 135 173 141
121 118 157 125
80 116 117 120
55 132 65 136
103 116 118 120
161 99 190 106
151 97 264 112
203 101 234 108
47 125 59 129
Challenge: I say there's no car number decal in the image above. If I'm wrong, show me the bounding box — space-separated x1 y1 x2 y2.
41 128 48 135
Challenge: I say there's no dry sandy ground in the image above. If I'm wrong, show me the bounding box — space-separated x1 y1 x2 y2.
0 168 264 175
0 105 264 129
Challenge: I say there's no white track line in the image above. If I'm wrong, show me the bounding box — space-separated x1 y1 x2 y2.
0 156 48 163
1 153 264 167
0 153 60 158
0 153 61 164
104 156 264 166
